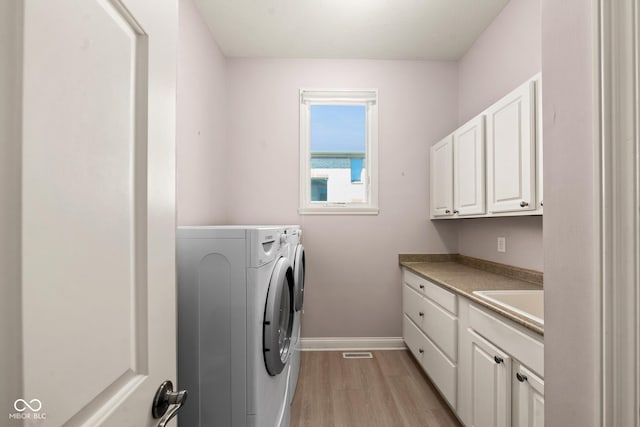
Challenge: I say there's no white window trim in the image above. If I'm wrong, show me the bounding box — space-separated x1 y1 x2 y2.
299 88 379 215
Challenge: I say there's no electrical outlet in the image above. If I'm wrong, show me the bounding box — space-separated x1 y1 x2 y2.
497 237 506 253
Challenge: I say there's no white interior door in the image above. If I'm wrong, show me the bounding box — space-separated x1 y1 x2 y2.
20 0 178 425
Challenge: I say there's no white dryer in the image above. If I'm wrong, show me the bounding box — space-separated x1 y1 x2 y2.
177 226 295 427
283 226 305 404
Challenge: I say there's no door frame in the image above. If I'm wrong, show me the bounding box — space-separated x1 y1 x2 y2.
596 0 640 425
0 0 24 420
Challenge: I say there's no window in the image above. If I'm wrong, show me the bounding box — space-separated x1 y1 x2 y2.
299 89 379 214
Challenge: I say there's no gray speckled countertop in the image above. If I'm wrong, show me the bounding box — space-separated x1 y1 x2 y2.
400 255 544 336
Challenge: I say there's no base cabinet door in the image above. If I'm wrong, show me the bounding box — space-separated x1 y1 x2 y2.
469 330 511 427
513 364 544 427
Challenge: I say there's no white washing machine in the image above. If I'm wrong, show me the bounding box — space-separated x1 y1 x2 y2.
176 226 295 427
284 226 305 405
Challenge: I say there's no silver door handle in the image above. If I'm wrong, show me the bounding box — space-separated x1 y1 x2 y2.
152 380 187 427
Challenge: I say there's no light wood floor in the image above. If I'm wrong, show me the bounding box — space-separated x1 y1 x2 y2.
290 350 462 427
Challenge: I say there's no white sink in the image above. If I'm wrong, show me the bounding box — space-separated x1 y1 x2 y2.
473 290 544 327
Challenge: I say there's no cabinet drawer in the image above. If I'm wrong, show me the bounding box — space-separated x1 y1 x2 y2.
403 284 458 361
403 315 457 409
403 313 425 362
403 270 457 314
422 296 458 362
403 283 424 326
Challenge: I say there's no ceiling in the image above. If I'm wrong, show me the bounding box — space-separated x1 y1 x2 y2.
194 0 510 60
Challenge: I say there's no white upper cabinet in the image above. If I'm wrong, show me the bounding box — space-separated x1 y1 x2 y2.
454 115 486 216
486 80 536 213
430 135 454 217
429 75 542 219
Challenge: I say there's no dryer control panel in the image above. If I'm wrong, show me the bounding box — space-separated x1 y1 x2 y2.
248 227 287 267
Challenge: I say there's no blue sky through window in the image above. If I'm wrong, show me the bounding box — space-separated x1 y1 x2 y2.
310 105 366 153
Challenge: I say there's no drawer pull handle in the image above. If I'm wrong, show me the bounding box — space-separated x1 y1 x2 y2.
516 372 528 383
418 348 424 354
494 356 504 364
520 201 529 208
418 311 424 317
419 285 425 290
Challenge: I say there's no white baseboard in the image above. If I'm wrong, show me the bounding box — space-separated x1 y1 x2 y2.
299 337 406 351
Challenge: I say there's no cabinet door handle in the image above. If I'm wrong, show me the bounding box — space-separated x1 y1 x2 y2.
494 355 504 364
516 372 528 383
445 209 451 214
453 210 459 214
520 201 529 208
418 348 424 354
418 311 424 317
419 284 425 290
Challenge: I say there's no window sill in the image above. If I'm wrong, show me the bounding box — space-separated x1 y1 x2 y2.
298 206 379 215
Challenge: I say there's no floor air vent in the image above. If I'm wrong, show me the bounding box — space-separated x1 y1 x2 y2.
342 352 373 359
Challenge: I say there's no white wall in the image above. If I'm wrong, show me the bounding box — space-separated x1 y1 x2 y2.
455 0 543 271
226 59 459 337
457 216 543 270
0 0 22 417
179 0 545 342
542 0 599 425
176 0 228 225
458 0 542 124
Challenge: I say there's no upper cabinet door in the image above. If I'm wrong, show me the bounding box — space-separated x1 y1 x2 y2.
486 80 536 213
534 74 543 210
430 135 454 217
454 115 486 216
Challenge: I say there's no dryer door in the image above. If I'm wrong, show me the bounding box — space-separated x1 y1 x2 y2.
293 244 306 312
263 257 294 376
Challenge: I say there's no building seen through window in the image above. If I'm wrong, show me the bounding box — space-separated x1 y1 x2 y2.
309 105 366 203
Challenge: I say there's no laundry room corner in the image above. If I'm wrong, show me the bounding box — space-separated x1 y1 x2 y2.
224 59 461 343
176 0 229 226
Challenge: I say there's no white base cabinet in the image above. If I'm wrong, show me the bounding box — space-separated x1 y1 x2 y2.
402 270 458 409
513 363 545 427
468 329 511 427
402 268 544 427
458 298 544 427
